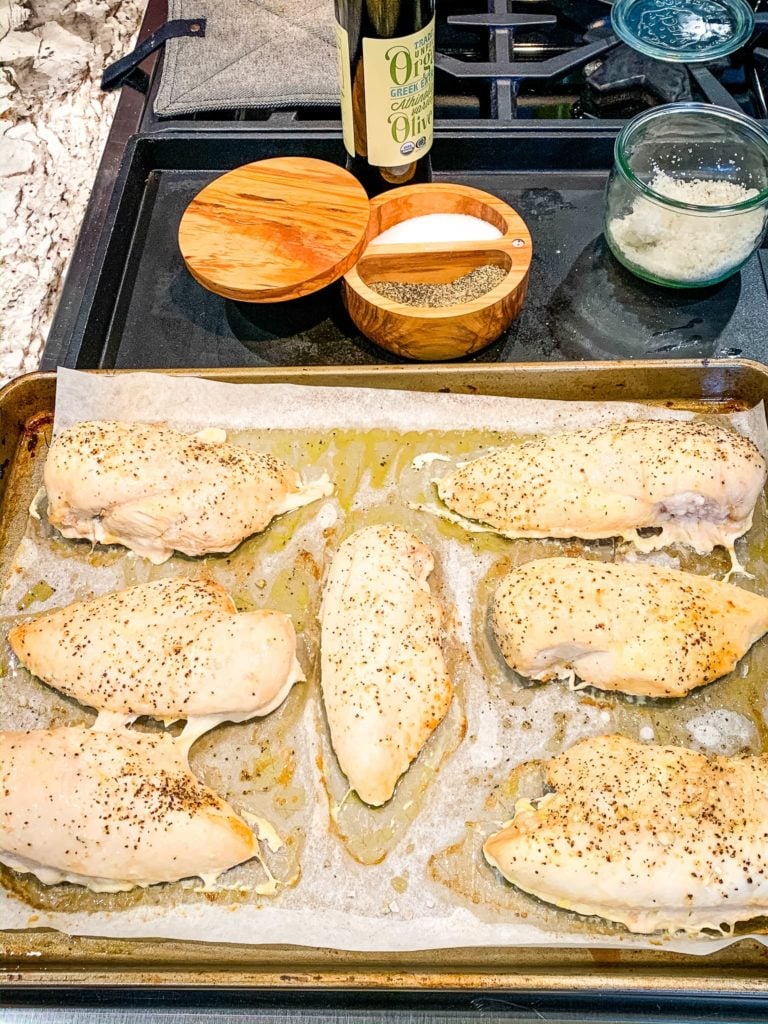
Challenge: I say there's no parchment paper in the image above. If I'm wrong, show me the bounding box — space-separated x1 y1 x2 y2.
2 367 768 956
51 368 768 440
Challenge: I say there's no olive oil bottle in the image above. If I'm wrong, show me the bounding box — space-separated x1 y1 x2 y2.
335 0 435 195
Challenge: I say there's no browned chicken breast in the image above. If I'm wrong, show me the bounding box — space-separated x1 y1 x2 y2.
320 524 453 806
0 727 256 891
437 420 766 559
484 734 768 934
8 577 303 736
44 420 332 563
491 557 768 698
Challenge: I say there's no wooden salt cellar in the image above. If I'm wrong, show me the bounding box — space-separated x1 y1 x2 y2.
343 183 532 360
178 159 532 360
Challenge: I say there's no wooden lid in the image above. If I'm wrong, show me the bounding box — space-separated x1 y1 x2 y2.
178 157 371 303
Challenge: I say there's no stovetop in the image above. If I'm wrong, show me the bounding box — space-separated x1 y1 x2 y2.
431 0 768 123
141 0 768 129
40 0 768 372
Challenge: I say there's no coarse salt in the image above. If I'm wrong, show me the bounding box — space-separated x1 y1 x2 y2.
608 171 765 284
371 213 502 246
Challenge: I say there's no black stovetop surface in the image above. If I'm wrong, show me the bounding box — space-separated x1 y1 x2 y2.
42 130 768 371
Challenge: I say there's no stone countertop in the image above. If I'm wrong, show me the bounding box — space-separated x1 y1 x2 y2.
0 0 144 387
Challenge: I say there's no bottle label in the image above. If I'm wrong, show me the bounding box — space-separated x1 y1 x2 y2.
362 16 435 167
335 21 356 158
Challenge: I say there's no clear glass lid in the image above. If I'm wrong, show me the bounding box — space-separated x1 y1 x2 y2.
611 0 755 63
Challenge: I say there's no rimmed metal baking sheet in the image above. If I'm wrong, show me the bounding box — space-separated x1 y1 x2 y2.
3 359 768 997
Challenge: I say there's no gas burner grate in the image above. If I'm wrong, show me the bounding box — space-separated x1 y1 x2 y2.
433 1 768 122
437 5 619 120
140 1 768 127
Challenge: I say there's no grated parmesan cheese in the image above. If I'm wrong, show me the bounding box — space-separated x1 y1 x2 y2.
607 171 766 284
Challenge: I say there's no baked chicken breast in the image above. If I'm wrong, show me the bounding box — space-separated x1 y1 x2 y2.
491 557 768 698
8 577 303 737
483 733 768 935
437 420 766 559
44 420 333 563
0 727 256 891
320 524 453 806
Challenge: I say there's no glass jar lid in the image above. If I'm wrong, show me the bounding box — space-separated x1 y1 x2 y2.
611 0 755 63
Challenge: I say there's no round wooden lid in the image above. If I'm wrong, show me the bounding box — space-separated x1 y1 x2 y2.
178 157 371 303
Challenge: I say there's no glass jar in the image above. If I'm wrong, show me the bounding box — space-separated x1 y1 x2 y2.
604 103 768 289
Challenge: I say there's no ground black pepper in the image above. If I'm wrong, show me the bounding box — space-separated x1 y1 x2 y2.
369 264 507 308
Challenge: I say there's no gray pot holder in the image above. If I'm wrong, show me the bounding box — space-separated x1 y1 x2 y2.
153 0 339 116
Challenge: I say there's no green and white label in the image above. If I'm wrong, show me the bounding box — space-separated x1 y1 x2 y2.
335 21 355 158
362 16 435 167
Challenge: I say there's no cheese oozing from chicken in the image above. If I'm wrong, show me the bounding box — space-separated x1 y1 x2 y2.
8 577 303 739
436 420 766 562
484 734 768 935
0 727 257 891
491 557 768 698
320 524 453 807
44 420 333 563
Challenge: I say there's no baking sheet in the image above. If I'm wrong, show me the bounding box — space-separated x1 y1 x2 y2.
2 367 768 955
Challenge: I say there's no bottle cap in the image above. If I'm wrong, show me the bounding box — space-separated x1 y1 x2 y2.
611 0 755 63
179 157 371 302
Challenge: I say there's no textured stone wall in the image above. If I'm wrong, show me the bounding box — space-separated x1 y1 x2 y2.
0 1 145 383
